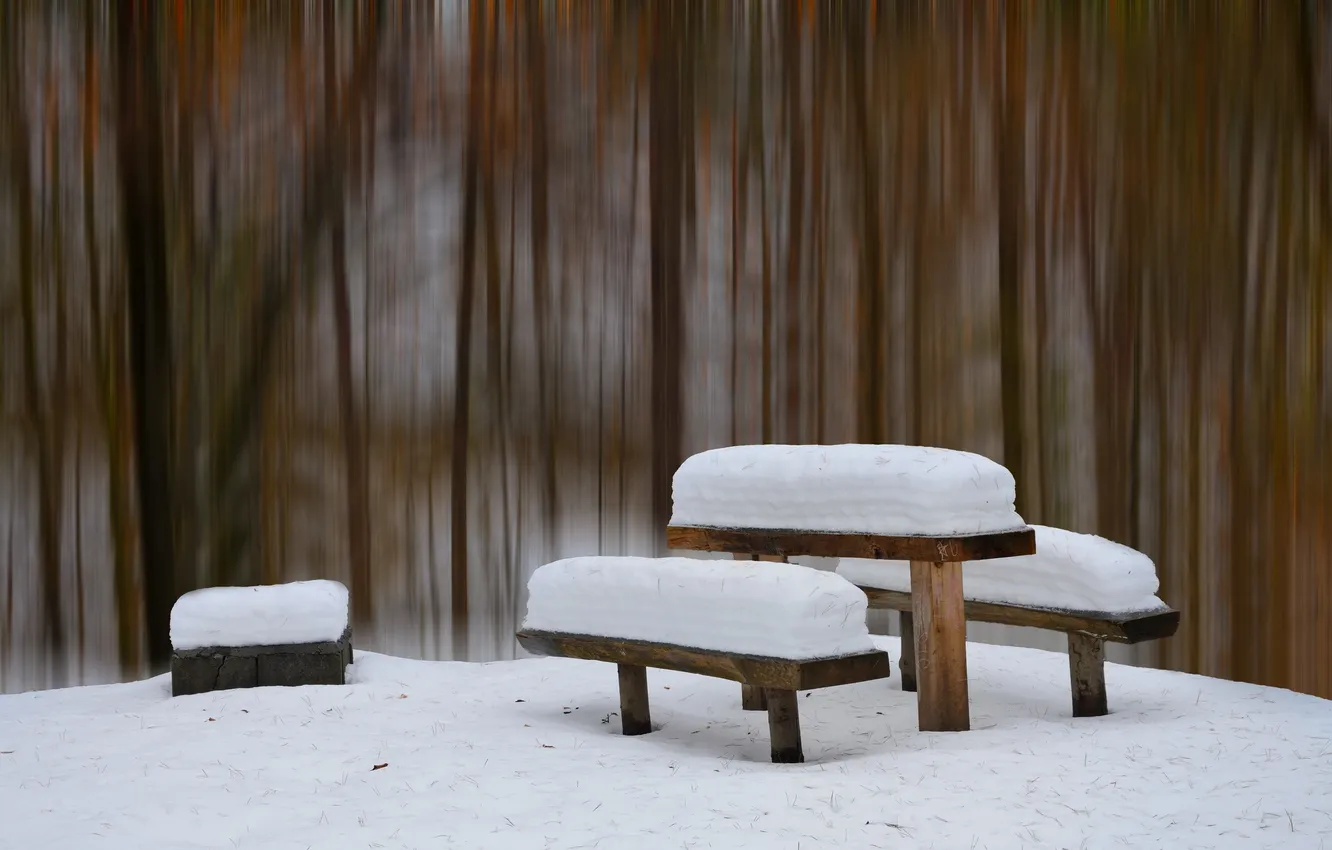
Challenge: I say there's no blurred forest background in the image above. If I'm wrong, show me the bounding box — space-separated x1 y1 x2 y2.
1 2 1329 698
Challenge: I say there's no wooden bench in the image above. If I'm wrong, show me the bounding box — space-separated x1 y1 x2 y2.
835 523 1180 716
865 591 1178 716
667 525 1036 732
516 629 890 763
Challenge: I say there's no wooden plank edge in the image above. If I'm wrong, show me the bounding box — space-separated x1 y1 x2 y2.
857 588 1180 644
517 631 891 689
794 650 893 690
666 525 1037 562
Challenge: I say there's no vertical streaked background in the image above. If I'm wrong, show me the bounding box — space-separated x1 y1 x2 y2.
0 2 1328 697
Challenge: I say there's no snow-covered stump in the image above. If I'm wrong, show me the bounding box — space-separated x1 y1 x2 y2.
517 556 890 764
838 525 1180 717
169 581 353 697
669 444 1036 733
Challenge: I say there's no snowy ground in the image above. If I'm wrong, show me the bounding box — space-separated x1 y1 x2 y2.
2 637 1329 850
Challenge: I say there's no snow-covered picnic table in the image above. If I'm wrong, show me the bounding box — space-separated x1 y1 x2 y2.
667 443 1036 732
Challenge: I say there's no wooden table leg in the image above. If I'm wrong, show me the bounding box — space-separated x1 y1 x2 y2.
617 663 652 735
899 610 917 692
735 553 786 711
1067 633 1108 717
765 688 803 763
909 560 970 731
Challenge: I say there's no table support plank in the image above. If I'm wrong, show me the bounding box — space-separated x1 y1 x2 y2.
910 560 970 731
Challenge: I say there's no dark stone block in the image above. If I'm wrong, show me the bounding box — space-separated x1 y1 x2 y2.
218 655 258 690
171 627 351 696
257 650 346 688
172 654 223 697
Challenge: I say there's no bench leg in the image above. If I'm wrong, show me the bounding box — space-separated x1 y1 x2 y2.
1067 633 1108 717
617 663 652 735
736 553 784 711
899 610 917 692
765 688 803 764
909 560 970 732
741 684 769 711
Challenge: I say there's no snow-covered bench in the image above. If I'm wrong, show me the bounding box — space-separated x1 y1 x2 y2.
516 556 890 763
837 525 1180 716
169 580 353 696
667 443 1036 732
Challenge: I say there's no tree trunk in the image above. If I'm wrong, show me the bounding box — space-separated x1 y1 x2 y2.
649 1 684 544
325 1 373 627
730 17 751 447
526 0 558 550
783 2 804 443
84 4 142 677
1227 74 1258 682
811 17 828 443
451 2 487 659
998 1 1026 513
6 15 66 686
116 0 177 673
3 495 13 686
846 7 884 443
749 4 772 445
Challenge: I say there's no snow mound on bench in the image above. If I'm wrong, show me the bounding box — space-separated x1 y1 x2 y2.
837 525 1166 614
522 556 875 660
670 444 1025 536
170 580 350 651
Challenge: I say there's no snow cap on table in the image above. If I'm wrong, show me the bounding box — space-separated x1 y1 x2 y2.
522 556 875 660
837 525 1166 614
671 444 1026 536
170 580 350 651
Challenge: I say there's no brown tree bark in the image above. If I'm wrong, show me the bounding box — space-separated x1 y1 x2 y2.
1228 63 1261 683
783 2 804 443
649 1 684 544
526 0 558 549
998 1 1026 514
6 11 66 686
3 495 12 685
749 4 772 445
1076 4 1139 549
50 70 72 678
451 2 487 659
845 7 884 443
810 15 828 444
84 4 142 677
324 1 373 627
116 0 177 673
729 70 741 447
1265 158 1294 687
